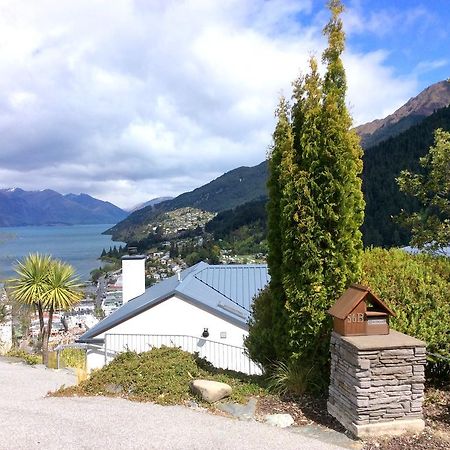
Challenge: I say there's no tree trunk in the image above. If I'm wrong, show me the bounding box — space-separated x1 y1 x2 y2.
42 306 53 366
36 302 45 353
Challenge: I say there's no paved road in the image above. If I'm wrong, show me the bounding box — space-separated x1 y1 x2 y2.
0 359 356 450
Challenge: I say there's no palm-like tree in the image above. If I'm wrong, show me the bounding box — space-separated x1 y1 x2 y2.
8 253 83 364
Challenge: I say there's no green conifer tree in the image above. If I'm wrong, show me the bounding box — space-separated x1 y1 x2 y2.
247 0 364 389
320 0 364 297
246 97 293 365
281 57 328 373
280 0 364 385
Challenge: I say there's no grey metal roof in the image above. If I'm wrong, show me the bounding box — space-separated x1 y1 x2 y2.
193 265 269 312
77 262 269 343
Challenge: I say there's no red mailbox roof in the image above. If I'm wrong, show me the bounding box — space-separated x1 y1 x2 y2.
327 284 395 320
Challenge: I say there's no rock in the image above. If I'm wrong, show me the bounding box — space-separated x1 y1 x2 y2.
185 400 207 412
217 398 257 421
186 400 199 409
104 383 123 394
265 413 294 428
190 379 232 403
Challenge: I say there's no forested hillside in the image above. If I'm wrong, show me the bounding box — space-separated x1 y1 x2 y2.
207 105 450 250
108 161 268 240
362 105 450 247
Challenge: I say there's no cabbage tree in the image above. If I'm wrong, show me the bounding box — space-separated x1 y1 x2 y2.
8 253 83 364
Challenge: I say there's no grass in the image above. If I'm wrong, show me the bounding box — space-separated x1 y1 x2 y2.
54 346 267 405
267 360 315 396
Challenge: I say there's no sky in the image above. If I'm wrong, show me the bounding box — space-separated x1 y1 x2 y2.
0 0 449 210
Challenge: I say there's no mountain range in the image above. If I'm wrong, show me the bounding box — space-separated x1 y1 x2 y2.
0 189 127 226
108 79 450 248
4 79 450 241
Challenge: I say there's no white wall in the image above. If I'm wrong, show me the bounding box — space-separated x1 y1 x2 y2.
122 256 146 303
86 344 107 371
85 295 261 374
97 295 248 347
0 321 12 355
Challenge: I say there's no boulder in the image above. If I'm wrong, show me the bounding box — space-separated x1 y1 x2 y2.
265 413 295 428
190 379 232 403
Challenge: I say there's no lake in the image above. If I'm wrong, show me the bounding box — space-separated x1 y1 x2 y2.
0 224 125 282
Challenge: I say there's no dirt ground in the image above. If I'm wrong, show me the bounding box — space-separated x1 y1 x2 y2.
256 387 450 449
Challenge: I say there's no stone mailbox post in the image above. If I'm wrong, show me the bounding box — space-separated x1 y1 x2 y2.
327 286 426 438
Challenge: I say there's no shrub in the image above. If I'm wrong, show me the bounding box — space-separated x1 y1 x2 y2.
362 248 450 383
7 348 41 365
245 288 278 367
47 348 86 370
56 346 266 405
59 348 86 369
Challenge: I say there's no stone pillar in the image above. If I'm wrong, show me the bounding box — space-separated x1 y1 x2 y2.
328 330 426 438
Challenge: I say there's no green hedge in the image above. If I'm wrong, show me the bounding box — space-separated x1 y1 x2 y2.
362 248 450 383
247 247 450 388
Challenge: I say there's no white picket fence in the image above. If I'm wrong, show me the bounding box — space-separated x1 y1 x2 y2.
104 333 263 375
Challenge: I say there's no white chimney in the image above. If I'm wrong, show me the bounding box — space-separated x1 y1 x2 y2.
121 254 146 303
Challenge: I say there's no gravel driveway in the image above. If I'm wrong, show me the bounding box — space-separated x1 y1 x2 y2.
0 358 355 450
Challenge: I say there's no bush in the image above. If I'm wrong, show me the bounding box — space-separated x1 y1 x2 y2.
245 288 278 367
56 346 266 405
362 248 450 384
47 348 86 370
60 348 86 369
7 348 41 365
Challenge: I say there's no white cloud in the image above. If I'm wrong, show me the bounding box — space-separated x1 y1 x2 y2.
0 0 421 208
344 50 417 123
343 3 433 38
415 59 449 75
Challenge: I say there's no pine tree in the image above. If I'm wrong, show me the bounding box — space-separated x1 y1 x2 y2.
269 98 294 361
320 0 364 297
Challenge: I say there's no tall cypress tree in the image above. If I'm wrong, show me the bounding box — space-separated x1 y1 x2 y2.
320 0 364 297
268 97 293 361
247 1 364 388
282 57 329 372
246 97 293 364
281 0 364 383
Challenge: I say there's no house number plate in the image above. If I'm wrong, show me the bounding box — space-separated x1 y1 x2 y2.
347 313 364 323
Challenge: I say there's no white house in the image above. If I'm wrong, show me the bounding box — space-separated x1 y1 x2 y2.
77 257 269 374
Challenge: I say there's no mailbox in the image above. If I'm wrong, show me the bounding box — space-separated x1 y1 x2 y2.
327 284 395 336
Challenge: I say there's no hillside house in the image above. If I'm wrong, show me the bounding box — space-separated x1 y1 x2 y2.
77 256 269 374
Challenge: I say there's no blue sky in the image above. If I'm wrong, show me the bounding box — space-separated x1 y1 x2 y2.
0 0 448 208
343 0 449 90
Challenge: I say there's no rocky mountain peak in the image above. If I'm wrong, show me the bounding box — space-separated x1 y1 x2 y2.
355 80 450 149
